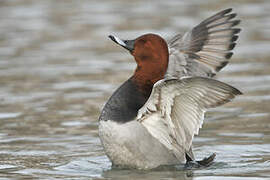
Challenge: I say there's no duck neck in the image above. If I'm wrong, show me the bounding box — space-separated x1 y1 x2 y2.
132 61 168 97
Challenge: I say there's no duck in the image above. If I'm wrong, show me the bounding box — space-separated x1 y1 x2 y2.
99 8 242 170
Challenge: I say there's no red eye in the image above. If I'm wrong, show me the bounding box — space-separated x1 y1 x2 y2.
139 39 146 45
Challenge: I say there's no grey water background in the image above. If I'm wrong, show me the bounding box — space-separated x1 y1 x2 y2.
0 0 270 179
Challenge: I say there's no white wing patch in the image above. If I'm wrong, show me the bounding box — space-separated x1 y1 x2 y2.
137 77 241 161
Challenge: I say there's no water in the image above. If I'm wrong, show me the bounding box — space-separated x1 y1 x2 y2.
0 0 270 179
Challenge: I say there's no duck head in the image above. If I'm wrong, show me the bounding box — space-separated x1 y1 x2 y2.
109 34 169 96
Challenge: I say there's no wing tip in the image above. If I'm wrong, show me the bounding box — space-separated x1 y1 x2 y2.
225 52 234 59
225 8 233 12
233 87 243 96
215 61 229 71
228 13 237 20
225 82 243 97
216 8 233 17
232 35 239 42
200 8 237 26
232 20 241 27
233 28 242 34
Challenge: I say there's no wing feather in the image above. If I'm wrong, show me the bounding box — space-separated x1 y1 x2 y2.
166 8 241 78
137 77 242 162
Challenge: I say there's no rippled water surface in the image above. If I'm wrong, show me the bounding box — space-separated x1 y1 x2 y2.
0 0 270 179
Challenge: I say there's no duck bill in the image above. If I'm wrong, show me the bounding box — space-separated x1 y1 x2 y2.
108 35 135 52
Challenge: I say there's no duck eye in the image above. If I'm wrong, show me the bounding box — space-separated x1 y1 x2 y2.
138 39 146 44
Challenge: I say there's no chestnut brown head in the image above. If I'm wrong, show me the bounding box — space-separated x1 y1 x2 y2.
109 34 169 86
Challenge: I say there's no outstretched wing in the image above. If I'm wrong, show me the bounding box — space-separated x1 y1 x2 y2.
166 8 241 78
137 77 242 161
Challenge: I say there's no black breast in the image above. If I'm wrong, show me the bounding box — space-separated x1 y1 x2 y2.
99 77 149 123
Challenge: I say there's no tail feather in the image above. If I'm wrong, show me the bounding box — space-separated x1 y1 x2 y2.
197 153 216 166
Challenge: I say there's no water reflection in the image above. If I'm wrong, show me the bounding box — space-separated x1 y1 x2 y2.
0 0 270 179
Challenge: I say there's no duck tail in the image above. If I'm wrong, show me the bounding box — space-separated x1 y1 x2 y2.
197 153 216 166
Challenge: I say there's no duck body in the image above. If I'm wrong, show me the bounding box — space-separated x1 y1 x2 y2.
98 8 242 169
99 78 179 169
99 115 179 169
